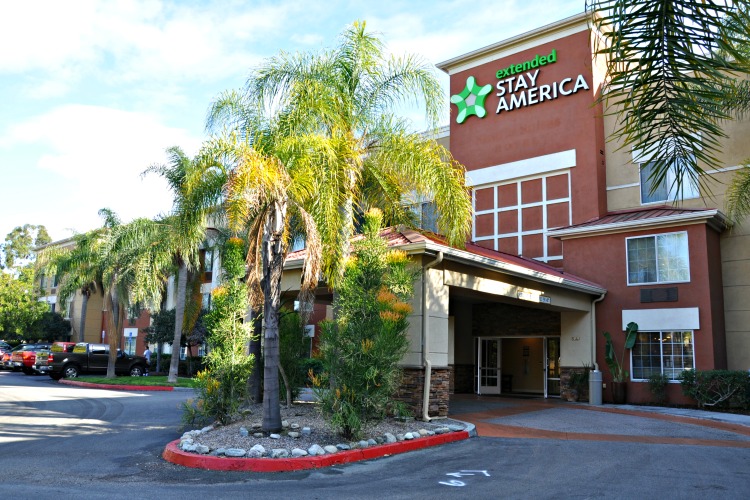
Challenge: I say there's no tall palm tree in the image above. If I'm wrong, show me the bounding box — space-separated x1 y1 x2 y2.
198 132 322 432
209 21 472 285
587 1 750 198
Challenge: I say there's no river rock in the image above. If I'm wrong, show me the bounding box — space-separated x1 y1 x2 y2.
308 444 325 456
239 427 249 437
248 444 265 458
323 445 338 454
384 433 397 443
291 448 308 457
225 448 247 457
271 448 289 458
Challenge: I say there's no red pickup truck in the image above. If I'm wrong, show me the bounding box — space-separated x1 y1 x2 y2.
11 344 52 375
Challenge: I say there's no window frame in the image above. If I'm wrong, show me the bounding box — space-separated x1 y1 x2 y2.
639 160 700 205
630 330 695 382
625 231 690 286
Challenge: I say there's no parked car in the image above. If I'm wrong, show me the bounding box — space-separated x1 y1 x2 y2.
1 344 17 370
48 343 148 380
11 344 52 375
34 342 76 375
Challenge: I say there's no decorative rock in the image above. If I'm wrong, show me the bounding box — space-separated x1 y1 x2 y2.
201 426 214 433
323 445 338 454
448 424 464 432
367 439 377 446
248 444 266 458
212 448 226 456
253 432 264 438
181 443 197 452
180 438 194 446
308 444 325 456
418 429 430 437
384 433 397 444
269 433 281 439
336 443 351 450
281 420 290 428
271 448 289 458
195 444 210 454
358 440 369 448
239 427 249 437
225 448 247 457
404 432 415 440
251 423 262 429
301 427 312 436
290 423 300 430
434 427 450 435
375 436 385 444
288 432 300 439
291 448 308 457
396 434 405 441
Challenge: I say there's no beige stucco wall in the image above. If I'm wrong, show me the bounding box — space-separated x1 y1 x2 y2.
560 310 593 368
603 101 750 370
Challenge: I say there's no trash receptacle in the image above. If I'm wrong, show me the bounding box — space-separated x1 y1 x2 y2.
589 369 602 405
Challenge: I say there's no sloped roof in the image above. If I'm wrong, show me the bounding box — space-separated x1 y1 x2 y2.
547 206 728 238
286 226 605 295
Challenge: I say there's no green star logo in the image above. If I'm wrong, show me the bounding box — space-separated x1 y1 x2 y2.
450 76 492 124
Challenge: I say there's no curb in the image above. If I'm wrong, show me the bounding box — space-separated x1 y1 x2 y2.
58 379 174 391
162 430 471 472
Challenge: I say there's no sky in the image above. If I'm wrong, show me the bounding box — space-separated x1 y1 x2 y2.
0 0 582 243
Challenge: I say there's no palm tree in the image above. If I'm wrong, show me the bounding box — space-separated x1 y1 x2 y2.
198 132 323 432
209 21 472 285
587 1 750 199
143 147 211 384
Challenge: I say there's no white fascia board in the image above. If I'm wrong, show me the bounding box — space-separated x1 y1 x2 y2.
547 210 727 239
437 13 589 75
622 308 700 331
466 149 576 187
397 241 605 295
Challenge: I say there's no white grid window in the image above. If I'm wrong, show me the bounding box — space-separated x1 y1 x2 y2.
631 331 695 381
471 171 571 263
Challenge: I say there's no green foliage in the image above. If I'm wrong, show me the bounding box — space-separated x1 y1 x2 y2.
0 269 48 340
29 312 71 342
602 322 638 382
648 373 670 404
679 369 750 409
279 311 312 403
568 364 591 393
187 237 254 425
314 209 416 439
588 1 750 199
1 224 51 270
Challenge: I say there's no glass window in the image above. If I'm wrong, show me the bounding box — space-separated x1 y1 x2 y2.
124 337 135 355
640 160 699 204
627 232 689 285
631 331 694 381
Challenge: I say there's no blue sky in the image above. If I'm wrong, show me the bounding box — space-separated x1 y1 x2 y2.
0 0 582 242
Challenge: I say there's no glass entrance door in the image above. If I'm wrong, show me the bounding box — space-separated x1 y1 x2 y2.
477 338 501 395
545 337 561 397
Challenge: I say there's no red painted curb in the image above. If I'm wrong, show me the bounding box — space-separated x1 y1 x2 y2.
163 431 471 472
59 379 174 391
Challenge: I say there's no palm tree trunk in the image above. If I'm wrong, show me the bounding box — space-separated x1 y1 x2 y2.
168 262 188 383
248 309 262 403
78 289 89 343
106 289 120 379
261 199 287 433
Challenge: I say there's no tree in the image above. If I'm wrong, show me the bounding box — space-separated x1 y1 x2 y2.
587 1 750 199
209 21 472 285
206 22 472 432
314 208 416 439
1 224 51 270
29 312 71 342
0 269 48 340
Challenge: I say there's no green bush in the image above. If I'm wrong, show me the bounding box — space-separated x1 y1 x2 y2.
313 209 415 440
183 238 254 426
679 369 750 409
149 354 204 377
647 373 670 404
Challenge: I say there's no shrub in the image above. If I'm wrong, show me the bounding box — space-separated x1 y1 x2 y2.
647 373 670 404
313 209 416 440
184 238 254 425
679 370 750 409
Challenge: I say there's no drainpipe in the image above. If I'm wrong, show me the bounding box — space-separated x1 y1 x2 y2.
422 251 443 422
591 292 606 370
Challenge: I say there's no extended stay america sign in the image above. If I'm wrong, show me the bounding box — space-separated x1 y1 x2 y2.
450 49 590 124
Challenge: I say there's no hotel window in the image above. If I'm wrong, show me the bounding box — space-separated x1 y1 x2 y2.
639 159 699 204
626 232 689 285
411 200 439 233
631 331 694 381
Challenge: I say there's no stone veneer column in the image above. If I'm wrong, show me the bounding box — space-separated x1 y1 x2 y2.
395 367 452 418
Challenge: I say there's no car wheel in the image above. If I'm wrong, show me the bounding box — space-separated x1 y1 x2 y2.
63 364 80 379
129 365 144 377
50 373 63 381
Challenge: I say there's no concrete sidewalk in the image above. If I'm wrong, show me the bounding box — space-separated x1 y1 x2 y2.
449 394 750 448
